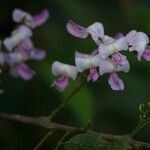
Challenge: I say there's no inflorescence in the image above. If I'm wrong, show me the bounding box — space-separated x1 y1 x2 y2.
51 20 150 91
0 9 49 80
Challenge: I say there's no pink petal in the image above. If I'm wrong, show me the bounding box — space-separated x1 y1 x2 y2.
143 46 150 61
112 53 127 65
16 63 36 80
87 68 99 82
108 73 124 91
32 9 49 27
66 20 89 38
30 49 46 60
51 75 69 92
18 39 33 55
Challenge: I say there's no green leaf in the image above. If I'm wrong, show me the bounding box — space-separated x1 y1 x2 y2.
64 132 132 150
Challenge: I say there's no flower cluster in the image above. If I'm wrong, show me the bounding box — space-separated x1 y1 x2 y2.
0 9 49 80
51 20 150 91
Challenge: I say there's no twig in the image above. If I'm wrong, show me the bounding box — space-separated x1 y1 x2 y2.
33 76 86 150
0 112 150 149
54 131 71 150
33 131 53 150
48 77 86 120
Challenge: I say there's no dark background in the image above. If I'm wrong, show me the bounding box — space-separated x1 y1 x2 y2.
0 0 150 149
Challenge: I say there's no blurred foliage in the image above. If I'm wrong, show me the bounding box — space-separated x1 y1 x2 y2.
64 132 132 150
0 0 150 149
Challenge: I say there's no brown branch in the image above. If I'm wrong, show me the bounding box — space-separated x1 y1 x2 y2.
0 112 150 149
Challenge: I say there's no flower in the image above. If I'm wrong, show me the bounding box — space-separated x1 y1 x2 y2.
99 53 130 75
66 20 114 45
99 37 128 59
75 51 100 82
12 9 49 28
8 38 46 64
51 61 78 91
10 63 36 80
3 25 32 51
18 38 46 60
125 30 149 60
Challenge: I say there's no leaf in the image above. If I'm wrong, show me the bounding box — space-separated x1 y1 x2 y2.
64 132 132 150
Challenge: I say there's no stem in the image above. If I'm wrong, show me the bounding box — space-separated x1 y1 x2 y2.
131 120 150 138
54 131 70 150
34 76 86 150
33 131 53 150
48 78 86 120
0 112 150 149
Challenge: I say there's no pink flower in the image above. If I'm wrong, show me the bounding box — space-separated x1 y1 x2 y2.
51 61 78 91
10 63 36 80
3 25 32 51
99 53 130 75
75 51 100 82
66 20 114 45
12 9 49 28
125 30 149 60
99 37 128 59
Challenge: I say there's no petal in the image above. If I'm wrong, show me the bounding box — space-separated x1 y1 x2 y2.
51 61 78 80
125 30 137 44
114 32 124 40
51 75 69 92
99 58 115 75
66 20 89 38
16 63 36 80
3 38 18 52
108 73 124 90
12 8 32 23
126 31 149 60
116 61 130 73
30 49 46 60
99 55 130 75
103 35 115 44
4 26 32 51
99 37 128 59
18 38 33 55
143 46 150 61
75 51 100 72
112 53 127 65
91 49 99 56
87 68 99 82
8 52 27 63
87 22 104 44
31 9 49 28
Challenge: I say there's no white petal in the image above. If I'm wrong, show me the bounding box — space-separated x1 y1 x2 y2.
75 51 101 72
99 37 128 59
99 58 115 75
12 9 32 23
51 61 78 80
125 30 137 44
87 22 104 44
4 26 33 51
99 57 130 75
